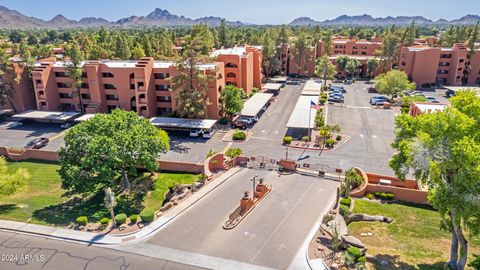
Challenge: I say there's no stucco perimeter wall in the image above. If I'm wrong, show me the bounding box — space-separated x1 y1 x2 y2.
350 167 429 205
0 146 59 161
157 160 204 174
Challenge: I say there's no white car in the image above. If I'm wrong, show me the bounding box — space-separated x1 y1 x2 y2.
189 129 203 138
202 129 216 139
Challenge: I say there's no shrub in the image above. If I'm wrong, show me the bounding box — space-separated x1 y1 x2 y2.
115 213 127 225
366 193 375 200
340 197 352 207
322 214 334 225
129 214 138 224
302 136 310 142
469 254 480 270
319 97 327 105
336 135 342 141
325 139 335 148
283 136 293 144
345 168 364 190
374 191 381 198
232 131 247 141
100 217 110 226
347 246 362 259
401 106 410 114
339 204 350 217
321 92 328 98
381 192 395 200
76 216 88 226
140 209 155 223
357 256 366 263
225 147 243 158
219 117 229 125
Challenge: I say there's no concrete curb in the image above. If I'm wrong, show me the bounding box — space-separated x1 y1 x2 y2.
286 134 351 152
0 167 243 246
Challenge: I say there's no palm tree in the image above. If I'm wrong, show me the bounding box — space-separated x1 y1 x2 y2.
315 55 337 88
103 187 117 227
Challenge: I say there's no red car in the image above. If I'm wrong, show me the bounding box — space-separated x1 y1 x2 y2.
368 86 377 93
25 138 49 149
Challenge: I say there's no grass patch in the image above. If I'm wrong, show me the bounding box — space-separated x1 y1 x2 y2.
143 172 201 210
348 199 480 269
0 161 199 226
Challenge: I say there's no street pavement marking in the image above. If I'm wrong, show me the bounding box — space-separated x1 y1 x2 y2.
223 142 233 152
250 136 274 141
49 131 66 141
345 105 372 109
372 135 378 139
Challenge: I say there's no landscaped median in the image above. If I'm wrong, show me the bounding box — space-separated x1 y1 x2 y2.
0 159 243 244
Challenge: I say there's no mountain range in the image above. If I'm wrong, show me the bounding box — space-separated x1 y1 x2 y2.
0 5 478 29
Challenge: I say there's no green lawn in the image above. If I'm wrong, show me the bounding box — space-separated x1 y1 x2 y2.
0 160 199 226
348 199 480 269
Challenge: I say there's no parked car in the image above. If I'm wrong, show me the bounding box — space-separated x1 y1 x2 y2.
426 96 440 103
329 86 346 93
232 119 248 130
368 86 377 93
60 122 74 129
244 116 259 123
202 129 216 139
407 90 425 97
189 129 203 138
445 89 456 98
25 138 49 149
370 96 389 105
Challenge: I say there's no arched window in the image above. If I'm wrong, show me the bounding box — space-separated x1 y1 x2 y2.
225 62 238 68
226 72 236 78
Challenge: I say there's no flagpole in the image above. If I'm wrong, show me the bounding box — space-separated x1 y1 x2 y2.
308 104 312 140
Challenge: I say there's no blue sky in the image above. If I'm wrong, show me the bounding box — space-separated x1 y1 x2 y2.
1 0 479 24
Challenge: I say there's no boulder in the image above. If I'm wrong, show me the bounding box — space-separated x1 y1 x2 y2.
341 235 366 249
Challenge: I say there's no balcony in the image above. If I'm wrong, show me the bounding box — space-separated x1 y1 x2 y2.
138 98 148 104
36 83 44 89
137 86 146 92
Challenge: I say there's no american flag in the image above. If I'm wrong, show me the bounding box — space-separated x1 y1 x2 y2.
310 100 319 109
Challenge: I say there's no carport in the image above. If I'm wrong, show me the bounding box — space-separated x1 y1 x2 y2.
286 95 319 137
262 83 283 94
240 93 274 117
302 79 323 96
12 110 80 124
149 117 217 131
74 114 96 122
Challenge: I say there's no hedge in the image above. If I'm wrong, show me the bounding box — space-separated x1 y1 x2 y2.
219 117 229 125
339 204 350 217
233 131 247 140
76 216 88 226
114 213 127 225
140 209 155 223
340 197 352 207
129 214 138 224
347 246 362 259
100 217 110 226
283 136 293 144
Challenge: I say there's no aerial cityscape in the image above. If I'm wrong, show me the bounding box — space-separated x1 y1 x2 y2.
0 0 479 269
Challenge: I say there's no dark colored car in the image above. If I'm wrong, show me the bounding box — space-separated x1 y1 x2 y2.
25 137 49 149
368 86 377 93
232 119 248 130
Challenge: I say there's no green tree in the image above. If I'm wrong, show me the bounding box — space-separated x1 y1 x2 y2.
59 109 170 195
366 58 380 78
315 55 337 88
374 70 416 100
291 33 312 76
0 156 29 195
379 27 401 70
336 55 350 79
0 49 17 112
465 21 479 84
132 46 146 59
218 19 231 48
65 41 85 114
220 85 244 117
389 90 480 270
261 32 280 78
115 35 131 59
345 58 361 79
103 187 117 227
323 31 333 56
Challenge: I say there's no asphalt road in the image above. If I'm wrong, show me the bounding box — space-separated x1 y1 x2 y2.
0 122 63 149
0 230 207 270
146 168 339 269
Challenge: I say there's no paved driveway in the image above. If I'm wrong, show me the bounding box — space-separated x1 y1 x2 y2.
146 168 339 269
0 121 64 149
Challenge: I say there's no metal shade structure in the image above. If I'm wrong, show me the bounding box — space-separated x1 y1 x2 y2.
149 117 217 130
286 96 319 129
240 93 274 117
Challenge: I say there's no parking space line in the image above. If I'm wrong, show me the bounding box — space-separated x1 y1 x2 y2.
48 131 66 142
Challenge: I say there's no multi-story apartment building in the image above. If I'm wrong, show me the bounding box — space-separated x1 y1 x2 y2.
399 43 480 86
31 58 225 119
211 45 263 93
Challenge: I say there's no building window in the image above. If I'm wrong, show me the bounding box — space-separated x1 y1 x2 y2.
437 70 449 74
156 96 171 102
155 84 170 91
225 63 238 68
81 72 87 78
106 94 118 100
137 82 144 87
439 62 450 67
130 84 135 90
60 103 75 111
102 72 114 78
401 62 406 66
459 59 465 63
59 93 73 99
55 72 68 78
440 54 452 58
129 73 135 79
81 94 90 100
154 73 170 79
81 83 89 89
38 90 45 96
226 72 236 78
57 82 69 88
352 46 358 50
35 80 42 85
104 84 116 90
39 101 46 107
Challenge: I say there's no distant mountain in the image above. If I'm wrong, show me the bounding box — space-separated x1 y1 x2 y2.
0 6 245 29
0 5 478 29
289 14 480 26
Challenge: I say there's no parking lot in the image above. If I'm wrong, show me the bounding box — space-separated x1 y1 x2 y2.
0 120 65 149
146 168 339 269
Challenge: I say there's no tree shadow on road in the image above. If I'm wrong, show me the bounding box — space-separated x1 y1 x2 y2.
370 254 446 270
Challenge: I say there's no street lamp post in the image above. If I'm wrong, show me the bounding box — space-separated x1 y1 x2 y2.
285 144 289 160
250 174 258 197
